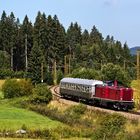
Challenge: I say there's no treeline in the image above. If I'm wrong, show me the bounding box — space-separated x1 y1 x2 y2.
0 11 135 82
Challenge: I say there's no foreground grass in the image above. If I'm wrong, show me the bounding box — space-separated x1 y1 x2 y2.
0 138 90 140
0 106 63 131
0 95 64 131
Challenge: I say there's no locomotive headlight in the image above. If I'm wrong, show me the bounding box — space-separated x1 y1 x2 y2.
132 98 133 101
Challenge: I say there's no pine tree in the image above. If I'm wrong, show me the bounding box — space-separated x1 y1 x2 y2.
82 29 90 45
18 15 33 71
66 22 82 57
89 25 103 46
123 42 131 68
28 41 44 84
46 15 66 69
52 15 66 64
34 11 47 52
0 11 7 51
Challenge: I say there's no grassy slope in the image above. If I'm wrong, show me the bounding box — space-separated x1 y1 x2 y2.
0 106 62 130
131 80 140 109
0 80 64 131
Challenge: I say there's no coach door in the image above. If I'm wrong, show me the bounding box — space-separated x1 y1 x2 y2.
91 86 95 97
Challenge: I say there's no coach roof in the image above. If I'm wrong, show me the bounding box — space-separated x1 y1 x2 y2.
60 78 103 86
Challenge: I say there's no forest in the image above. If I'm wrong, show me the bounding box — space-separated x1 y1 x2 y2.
0 11 136 84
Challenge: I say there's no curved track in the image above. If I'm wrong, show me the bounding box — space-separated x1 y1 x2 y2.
50 86 140 120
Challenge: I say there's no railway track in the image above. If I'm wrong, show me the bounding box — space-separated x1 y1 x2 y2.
50 86 140 120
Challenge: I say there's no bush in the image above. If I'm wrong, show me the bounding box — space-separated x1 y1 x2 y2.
64 104 87 120
30 84 52 104
0 70 25 79
2 79 33 98
18 79 33 96
92 114 126 140
2 79 21 98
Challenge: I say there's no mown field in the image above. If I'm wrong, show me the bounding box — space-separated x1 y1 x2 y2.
0 106 62 131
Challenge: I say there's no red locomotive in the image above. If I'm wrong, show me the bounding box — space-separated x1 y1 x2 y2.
60 78 134 111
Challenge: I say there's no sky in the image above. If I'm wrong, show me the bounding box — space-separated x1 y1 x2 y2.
0 0 140 48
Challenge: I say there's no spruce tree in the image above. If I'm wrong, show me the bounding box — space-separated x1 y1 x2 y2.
28 41 44 84
82 29 90 45
18 15 33 71
89 25 103 46
66 22 82 57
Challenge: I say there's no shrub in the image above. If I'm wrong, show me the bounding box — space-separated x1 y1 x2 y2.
92 113 126 140
0 69 14 79
2 79 21 98
2 79 33 98
0 70 25 79
12 71 25 78
64 104 87 120
18 79 33 96
30 84 52 104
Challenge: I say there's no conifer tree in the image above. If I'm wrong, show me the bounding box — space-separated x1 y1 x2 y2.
28 41 44 84
0 11 7 51
18 15 33 70
66 22 82 57
89 25 103 46
82 29 90 46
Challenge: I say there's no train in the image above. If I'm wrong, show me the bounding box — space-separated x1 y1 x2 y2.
59 78 134 111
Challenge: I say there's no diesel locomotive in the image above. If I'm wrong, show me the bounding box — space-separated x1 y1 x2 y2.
60 78 134 111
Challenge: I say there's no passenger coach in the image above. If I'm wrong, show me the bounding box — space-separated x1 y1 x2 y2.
60 78 103 102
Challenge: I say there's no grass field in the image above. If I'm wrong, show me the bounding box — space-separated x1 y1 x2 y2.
0 138 90 140
0 105 63 131
0 79 65 132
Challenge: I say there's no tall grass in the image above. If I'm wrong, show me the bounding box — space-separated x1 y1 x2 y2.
131 80 140 109
0 79 5 89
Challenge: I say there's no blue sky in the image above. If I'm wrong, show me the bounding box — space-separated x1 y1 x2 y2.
0 0 140 48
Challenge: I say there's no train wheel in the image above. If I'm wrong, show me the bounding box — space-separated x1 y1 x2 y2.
122 106 128 111
113 103 121 111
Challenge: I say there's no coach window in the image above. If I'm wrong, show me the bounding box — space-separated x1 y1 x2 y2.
72 84 74 90
84 86 86 92
74 85 76 89
66 83 68 88
64 83 66 88
86 87 89 92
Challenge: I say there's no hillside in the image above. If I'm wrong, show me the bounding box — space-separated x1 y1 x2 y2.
130 46 140 55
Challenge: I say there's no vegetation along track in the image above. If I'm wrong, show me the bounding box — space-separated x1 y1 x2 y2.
50 86 140 120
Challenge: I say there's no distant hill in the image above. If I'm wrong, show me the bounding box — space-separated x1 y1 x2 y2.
130 46 140 55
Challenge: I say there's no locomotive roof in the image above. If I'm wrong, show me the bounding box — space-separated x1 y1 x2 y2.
60 78 103 86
